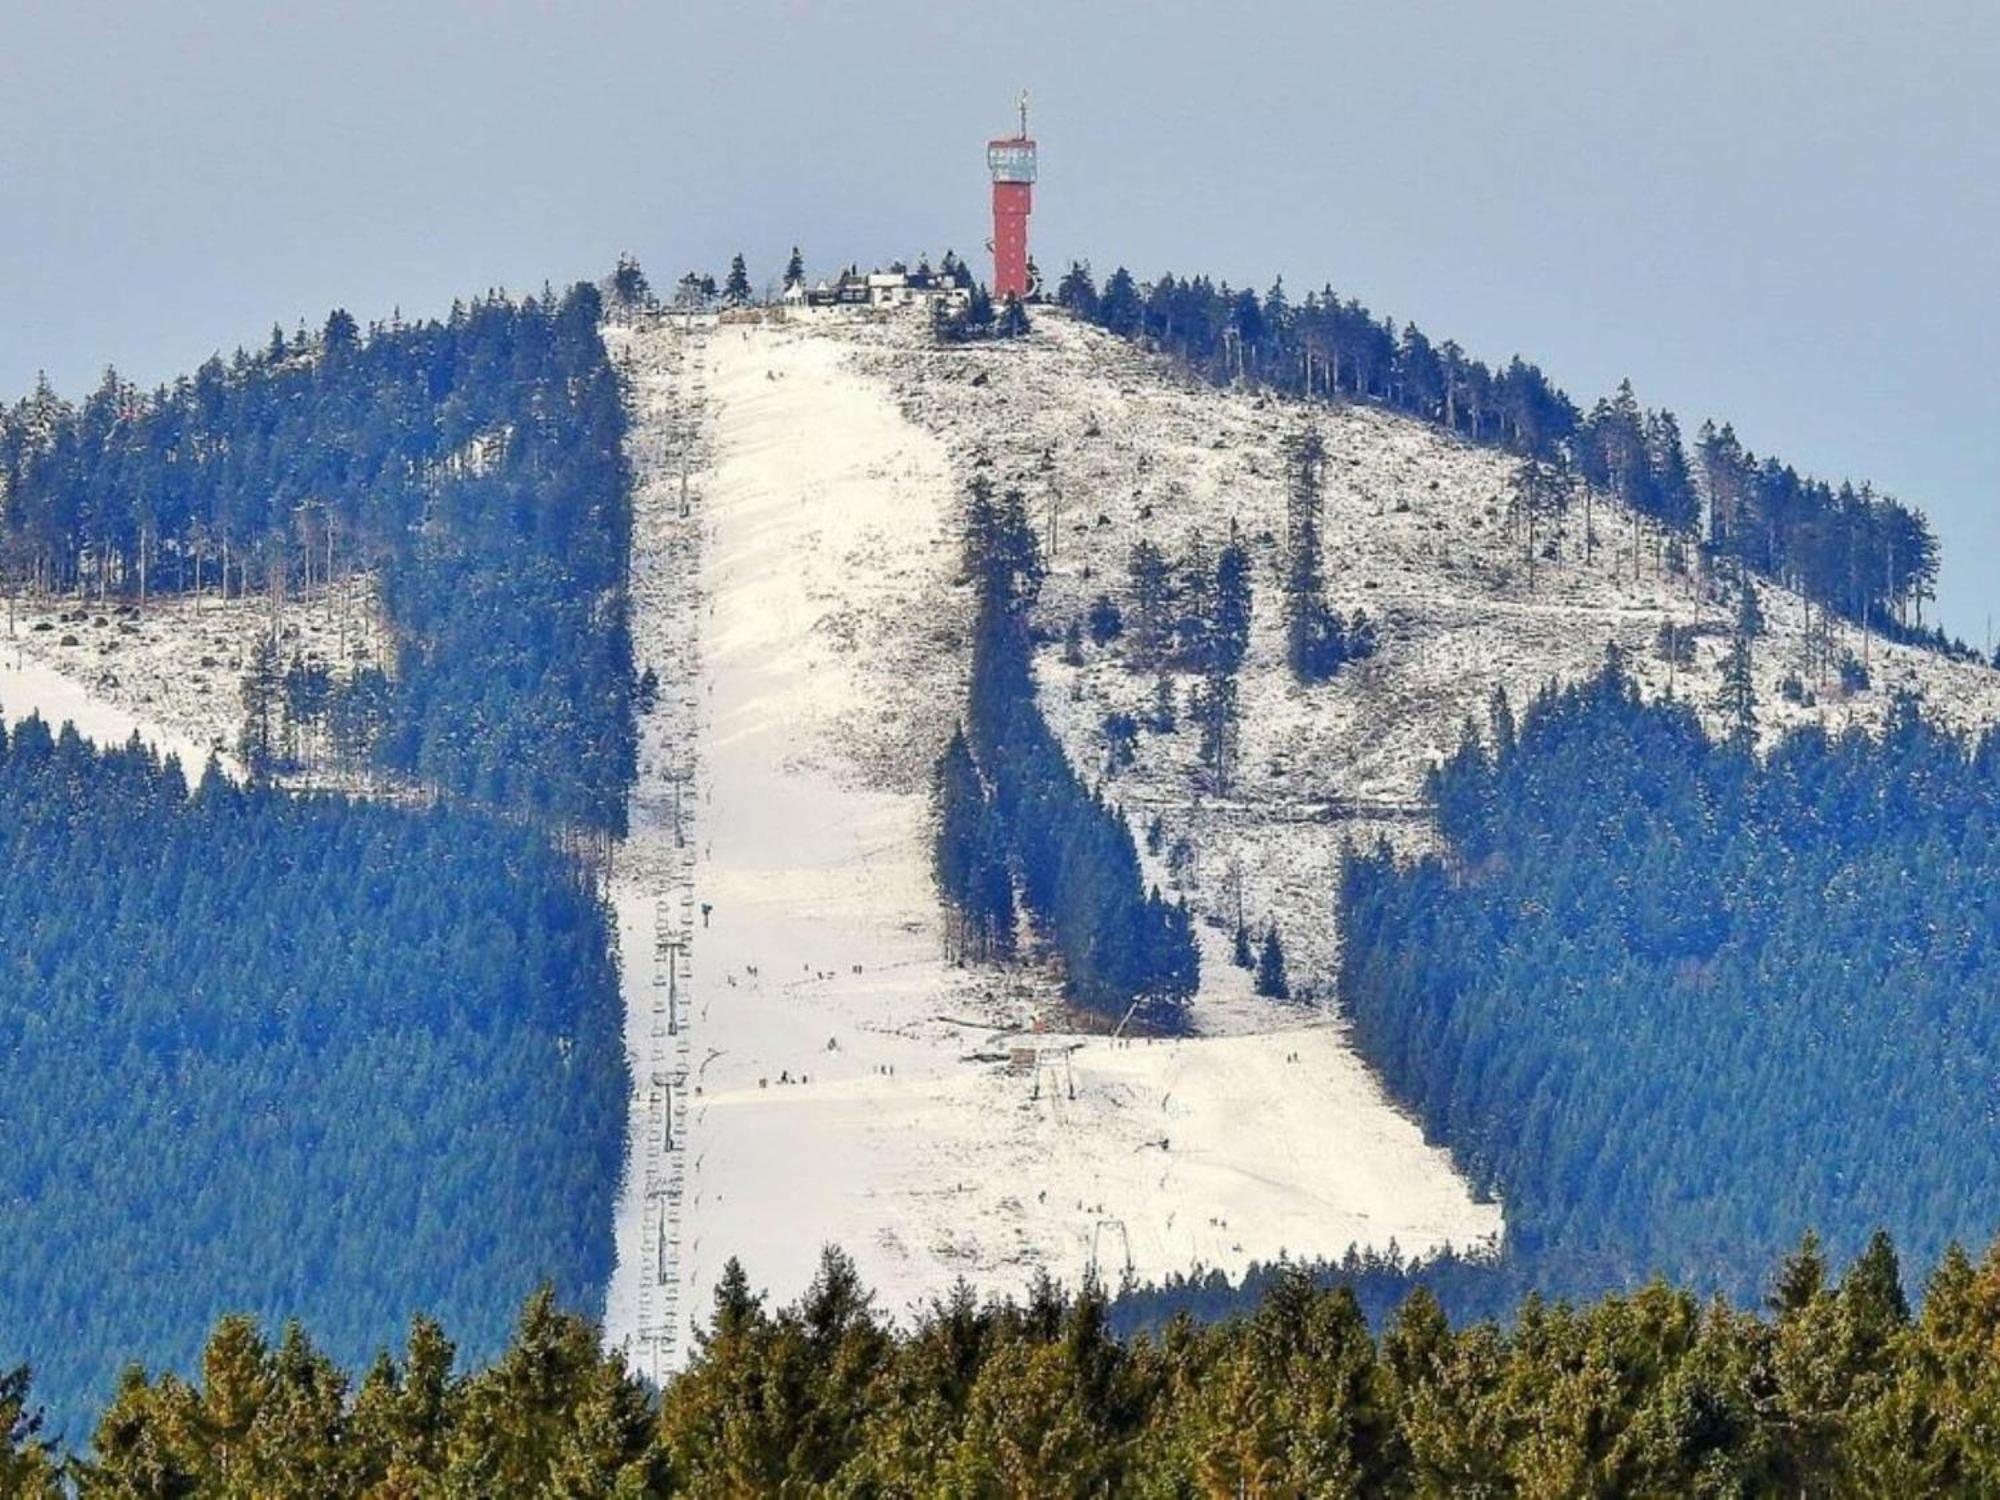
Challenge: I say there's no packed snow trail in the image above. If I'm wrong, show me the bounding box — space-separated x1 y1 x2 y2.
602 312 1499 1372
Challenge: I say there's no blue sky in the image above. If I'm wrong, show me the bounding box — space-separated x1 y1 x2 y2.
4 0 1995 635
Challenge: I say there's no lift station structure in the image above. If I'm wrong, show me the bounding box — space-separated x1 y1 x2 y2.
987 93 1038 301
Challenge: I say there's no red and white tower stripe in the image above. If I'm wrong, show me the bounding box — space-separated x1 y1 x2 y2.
986 92 1037 302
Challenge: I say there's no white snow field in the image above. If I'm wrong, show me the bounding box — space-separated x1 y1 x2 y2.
0 642 212 770
599 309 1501 1380
0 576 389 780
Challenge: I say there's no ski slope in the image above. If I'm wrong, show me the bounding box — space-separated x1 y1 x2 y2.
600 311 1500 1374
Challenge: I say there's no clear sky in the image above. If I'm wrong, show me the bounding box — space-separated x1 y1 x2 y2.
4 0 1995 636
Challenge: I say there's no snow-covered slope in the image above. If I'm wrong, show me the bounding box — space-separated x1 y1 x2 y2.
12 299 1989 1379
866 310 2000 984
600 310 1500 1378
0 577 388 779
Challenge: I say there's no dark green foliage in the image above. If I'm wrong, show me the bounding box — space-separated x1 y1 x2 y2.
0 286 637 833
1342 661 2000 1303
1055 260 1099 320
14 1232 2000 1492
951 480 1197 1023
1284 430 1375 683
936 284 1001 343
1190 671 1238 793
1126 540 1172 664
1841 650 1871 694
77 1290 659 1497
1085 592 1123 645
1212 532 1252 675
931 724 1015 964
0 1364 58 1496
1654 618 1696 665
1254 925 1291 999
1715 632 1758 745
1122 532 1253 679
1102 710 1139 772
240 633 282 777
0 720 626 1438
1076 269 1953 646
611 252 651 307
1737 575 1767 638
723 252 752 307
995 295 1031 340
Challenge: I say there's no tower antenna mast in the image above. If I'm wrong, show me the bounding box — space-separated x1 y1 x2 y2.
1019 89 1029 139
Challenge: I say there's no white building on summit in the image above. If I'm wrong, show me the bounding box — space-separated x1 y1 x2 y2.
795 259 973 312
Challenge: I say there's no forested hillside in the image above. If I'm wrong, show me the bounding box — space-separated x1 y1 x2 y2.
8 1232 1998 1494
0 285 636 832
1058 264 1952 653
1339 659 2000 1302
0 721 626 1438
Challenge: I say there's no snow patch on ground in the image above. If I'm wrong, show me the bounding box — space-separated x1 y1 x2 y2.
0 578 389 779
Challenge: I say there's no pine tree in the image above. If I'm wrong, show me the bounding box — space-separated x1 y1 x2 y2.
1055 262 1098 318
723 254 752 308
1212 533 1252 675
1716 634 1757 747
1255 926 1290 999
1738 577 1767 638
783 246 805 291
611 253 650 306
1193 672 1239 793
241 632 282 777
0 1366 58 1497
1098 268 1142 337
1128 542 1171 664
1284 430 1339 682
1771 1231 1829 1316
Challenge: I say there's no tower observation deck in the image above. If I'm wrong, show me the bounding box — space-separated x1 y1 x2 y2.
987 93 1037 302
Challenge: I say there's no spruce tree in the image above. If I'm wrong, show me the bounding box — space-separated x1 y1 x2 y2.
1056 262 1098 317
1716 634 1757 747
1255 926 1290 999
723 254 752 307
1128 541 1171 664
1213 534 1252 675
611 254 650 306
1098 267 1142 337
241 633 282 777
1738 577 1767 638
932 726 989 962
1771 1231 1828 1316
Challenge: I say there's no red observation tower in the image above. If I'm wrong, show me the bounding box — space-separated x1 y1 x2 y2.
986 93 1037 302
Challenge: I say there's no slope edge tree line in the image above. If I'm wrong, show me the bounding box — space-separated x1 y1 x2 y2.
1057 263 1955 657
